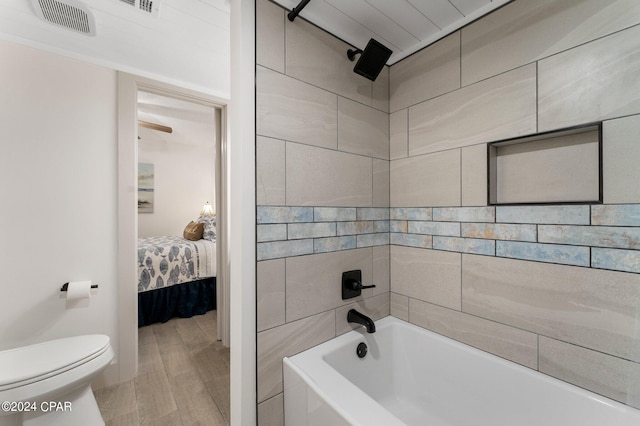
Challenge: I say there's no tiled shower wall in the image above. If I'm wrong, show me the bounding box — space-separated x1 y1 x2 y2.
255 0 390 423
256 0 640 423
389 0 640 411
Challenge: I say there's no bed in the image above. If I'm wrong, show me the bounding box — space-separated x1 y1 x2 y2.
137 235 217 326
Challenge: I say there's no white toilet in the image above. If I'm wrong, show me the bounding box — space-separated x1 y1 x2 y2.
0 335 114 426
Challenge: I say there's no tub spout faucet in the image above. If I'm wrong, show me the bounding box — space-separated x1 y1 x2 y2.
347 309 376 333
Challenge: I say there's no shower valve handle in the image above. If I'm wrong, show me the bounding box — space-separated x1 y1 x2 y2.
347 279 375 291
342 270 374 300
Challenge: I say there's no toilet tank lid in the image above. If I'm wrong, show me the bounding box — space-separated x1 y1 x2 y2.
0 335 111 389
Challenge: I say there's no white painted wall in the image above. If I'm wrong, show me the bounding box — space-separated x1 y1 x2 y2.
0 40 118 357
137 125 217 238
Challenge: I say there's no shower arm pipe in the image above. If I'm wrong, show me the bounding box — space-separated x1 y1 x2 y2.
287 0 311 22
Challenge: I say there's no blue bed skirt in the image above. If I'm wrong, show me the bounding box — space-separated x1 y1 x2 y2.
138 277 217 327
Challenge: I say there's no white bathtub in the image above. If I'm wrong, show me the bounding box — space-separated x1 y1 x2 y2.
283 316 640 426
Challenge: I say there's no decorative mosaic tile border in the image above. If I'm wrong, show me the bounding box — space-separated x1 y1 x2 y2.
257 204 640 274
390 204 640 273
256 207 389 260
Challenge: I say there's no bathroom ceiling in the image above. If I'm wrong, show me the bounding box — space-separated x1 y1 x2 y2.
0 0 230 97
0 0 510 96
272 0 512 64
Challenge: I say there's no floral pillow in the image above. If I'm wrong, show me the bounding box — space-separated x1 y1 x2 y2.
197 215 217 242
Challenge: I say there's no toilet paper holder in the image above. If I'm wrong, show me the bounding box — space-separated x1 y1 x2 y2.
60 282 99 292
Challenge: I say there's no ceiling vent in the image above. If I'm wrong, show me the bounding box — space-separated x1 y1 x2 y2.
31 0 96 36
118 0 160 16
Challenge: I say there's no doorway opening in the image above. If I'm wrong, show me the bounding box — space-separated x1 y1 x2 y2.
135 90 229 421
116 74 231 412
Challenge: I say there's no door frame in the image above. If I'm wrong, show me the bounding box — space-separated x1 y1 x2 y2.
116 72 230 378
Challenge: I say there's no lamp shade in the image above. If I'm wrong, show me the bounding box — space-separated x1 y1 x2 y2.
201 201 215 216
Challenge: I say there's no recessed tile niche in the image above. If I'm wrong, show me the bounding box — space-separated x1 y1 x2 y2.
488 123 602 205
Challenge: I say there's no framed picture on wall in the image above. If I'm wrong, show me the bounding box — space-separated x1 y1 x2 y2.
138 163 154 213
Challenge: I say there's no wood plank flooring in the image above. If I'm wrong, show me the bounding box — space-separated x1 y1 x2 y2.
94 311 229 425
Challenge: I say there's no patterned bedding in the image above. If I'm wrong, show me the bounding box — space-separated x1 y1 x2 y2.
138 236 217 293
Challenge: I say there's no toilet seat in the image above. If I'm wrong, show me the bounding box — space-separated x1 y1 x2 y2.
0 335 111 391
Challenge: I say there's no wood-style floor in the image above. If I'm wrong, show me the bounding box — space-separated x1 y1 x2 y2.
94 310 230 425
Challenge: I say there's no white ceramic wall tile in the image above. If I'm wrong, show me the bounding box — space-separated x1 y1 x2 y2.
372 245 390 297
257 259 286 333
256 136 286 205
257 393 284 426
603 114 640 204
372 159 390 208
257 311 335 402
257 66 337 150
335 293 390 335
539 336 640 409
409 64 537 155
390 150 461 207
390 109 408 160
390 246 461 310
371 66 390 113
256 0 285 73
286 17 372 105
286 142 372 207
462 254 640 363
285 248 373 322
390 32 460 112
390 292 409 321
461 143 487 206
338 97 389 160
409 298 538 369
538 25 640 131
461 0 640 85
